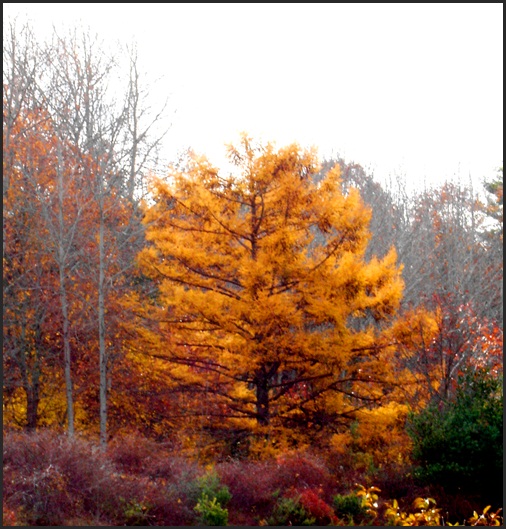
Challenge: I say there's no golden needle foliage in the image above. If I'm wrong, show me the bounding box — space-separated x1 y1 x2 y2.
128 134 415 452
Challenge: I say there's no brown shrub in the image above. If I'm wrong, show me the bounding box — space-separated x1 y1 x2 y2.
217 459 277 523
217 450 335 525
272 451 334 495
106 432 203 525
3 430 121 524
2 429 206 526
106 431 164 475
3 431 80 525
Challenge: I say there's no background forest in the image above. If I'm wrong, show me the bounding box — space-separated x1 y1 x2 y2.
3 22 503 526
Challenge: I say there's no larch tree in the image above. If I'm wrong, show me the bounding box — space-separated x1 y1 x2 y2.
130 135 407 450
317 158 407 262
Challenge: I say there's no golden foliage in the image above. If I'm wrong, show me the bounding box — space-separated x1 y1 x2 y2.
127 135 415 450
330 401 413 470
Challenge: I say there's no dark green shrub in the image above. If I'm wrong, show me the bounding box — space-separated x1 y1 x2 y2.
267 495 316 526
196 469 232 507
407 368 503 505
333 492 369 523
191 469 232 526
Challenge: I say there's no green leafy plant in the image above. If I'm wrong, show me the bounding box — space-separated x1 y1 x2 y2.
194 493 229 526
333 490 370 524
385 496 442 526
467 505 504 526
119 497 153 526
266 495 316 526
352 483 504 526
192 469 231 526
385 497 504 526
195 469 232 507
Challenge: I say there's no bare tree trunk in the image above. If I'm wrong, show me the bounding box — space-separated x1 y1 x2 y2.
19 322 42 430
58 263 75 436
98 170 108 449
56 152 75 436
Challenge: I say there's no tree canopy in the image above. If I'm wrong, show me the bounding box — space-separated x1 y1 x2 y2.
127 135 409 450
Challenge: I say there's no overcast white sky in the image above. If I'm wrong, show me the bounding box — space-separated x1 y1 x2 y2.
4 3 504 192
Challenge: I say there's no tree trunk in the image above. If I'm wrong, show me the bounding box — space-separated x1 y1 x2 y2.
98 171 108 449
59 267 75 437
255 365 278 427
256 378 270 426
57 151 75 436
19 322 42 430
26 381 40 431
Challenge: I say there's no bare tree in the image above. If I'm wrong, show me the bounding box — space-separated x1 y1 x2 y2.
3 21 65 430
42 27 170 447
3 21 171 444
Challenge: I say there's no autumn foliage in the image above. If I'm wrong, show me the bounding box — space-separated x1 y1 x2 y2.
3 21 503 526
125 135 413 454
3 429 503 526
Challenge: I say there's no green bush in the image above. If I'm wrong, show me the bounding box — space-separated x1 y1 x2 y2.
196 469 232 507
192 469 231 526
194 493 229 526
407 368 503 504
119 497 152 526
266 496 316 526
333 492 369 524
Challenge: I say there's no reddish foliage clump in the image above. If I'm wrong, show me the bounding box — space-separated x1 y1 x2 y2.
2 429 204 526
297 488 339 525
272 451 335 498
217 459 279 523
3 499 19 526
3 430 115 525
217 450 335 525
106 431 162 474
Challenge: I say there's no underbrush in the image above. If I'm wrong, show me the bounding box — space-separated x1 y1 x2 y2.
2 429 502 526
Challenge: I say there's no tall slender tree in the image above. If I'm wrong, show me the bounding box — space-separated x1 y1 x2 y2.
3 21 169 443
